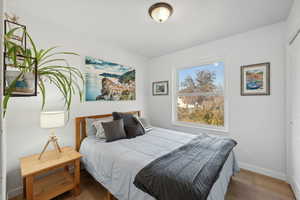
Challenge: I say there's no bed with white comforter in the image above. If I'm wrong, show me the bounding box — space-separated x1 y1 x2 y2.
80 127 239 200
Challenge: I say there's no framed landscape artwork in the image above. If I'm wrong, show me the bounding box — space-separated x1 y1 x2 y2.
153 81 169 96
84 56 136 101
241 63 270 96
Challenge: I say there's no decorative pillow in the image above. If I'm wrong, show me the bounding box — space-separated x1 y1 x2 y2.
85 117 113 137
125 125 138 138
92 117 113 138
134 117 153 132
112 112 136 126
112 112 145 137
135 123 145 136
102 119 127 142
126 124 145 138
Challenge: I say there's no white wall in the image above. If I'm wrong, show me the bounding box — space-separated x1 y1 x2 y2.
147 22 287 180
5 10 149 198
286 0 300 198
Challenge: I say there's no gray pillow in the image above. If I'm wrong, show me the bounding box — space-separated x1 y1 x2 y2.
112 112 137 137
102 119 127 142
85 117 113 137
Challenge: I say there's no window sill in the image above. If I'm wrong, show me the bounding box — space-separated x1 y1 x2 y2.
172 121 229 135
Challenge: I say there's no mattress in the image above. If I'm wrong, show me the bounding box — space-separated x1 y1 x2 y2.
80 127 239 200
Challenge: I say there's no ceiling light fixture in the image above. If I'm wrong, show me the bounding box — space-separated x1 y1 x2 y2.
149 2 173 23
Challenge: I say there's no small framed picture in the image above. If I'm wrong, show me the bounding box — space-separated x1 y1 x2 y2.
4 20 27 52
241 63 270 96
153 81 169 96
4 54 38 97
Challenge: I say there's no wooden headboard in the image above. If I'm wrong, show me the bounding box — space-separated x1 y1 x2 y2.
75 111 141 151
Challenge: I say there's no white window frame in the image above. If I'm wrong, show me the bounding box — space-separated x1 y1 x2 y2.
172 58 229 133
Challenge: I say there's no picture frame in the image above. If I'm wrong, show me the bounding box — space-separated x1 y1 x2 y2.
4 20 27 53
241 62 270 96
3 54 38 97
153 81 169 96
84 56 136 101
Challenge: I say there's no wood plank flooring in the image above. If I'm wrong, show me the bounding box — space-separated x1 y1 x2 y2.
10 169 295 200
226 169 295 200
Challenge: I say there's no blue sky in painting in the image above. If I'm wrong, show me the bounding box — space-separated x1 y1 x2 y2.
178 62 224 87
85 56 132 73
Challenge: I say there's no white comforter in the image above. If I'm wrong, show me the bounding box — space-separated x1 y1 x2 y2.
80 127 238 200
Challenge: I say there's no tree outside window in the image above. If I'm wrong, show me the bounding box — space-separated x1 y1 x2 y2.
175 62 225 128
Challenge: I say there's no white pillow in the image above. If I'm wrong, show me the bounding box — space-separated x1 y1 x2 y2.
92 117 113 139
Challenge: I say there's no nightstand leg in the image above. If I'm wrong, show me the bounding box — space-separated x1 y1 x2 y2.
25 175 34 200
23 178 26 199
74 159 81 196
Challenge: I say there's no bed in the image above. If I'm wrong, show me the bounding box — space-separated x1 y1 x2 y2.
75 111 239 200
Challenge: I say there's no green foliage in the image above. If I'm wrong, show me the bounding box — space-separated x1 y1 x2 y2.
178 70 224 127
177 97 224 127
195 70 216 92
119 70 135 84
3 28 84 116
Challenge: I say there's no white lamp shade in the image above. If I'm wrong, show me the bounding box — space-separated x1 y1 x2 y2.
40 111 66 129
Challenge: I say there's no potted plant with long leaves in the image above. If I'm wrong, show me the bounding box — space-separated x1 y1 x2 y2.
3 28 84 116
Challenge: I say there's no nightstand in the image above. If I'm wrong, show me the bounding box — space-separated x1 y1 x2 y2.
20 147 82 200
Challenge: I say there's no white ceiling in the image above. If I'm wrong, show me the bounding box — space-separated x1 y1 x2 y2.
7 0 294 58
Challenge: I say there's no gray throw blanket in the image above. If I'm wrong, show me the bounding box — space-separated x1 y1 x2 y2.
134 134 237 200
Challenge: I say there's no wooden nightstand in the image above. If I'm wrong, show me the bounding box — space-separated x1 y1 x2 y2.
20 147 82 200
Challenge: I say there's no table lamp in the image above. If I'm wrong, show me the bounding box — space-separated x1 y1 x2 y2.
39 111 66 160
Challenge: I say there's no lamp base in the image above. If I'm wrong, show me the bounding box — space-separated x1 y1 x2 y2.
38 134 62 160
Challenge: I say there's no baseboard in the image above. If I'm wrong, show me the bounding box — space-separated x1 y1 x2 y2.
289 176 300 199
238 161 287 181
7 186 22 199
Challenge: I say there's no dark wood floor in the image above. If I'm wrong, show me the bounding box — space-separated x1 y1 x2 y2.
11 169 295 200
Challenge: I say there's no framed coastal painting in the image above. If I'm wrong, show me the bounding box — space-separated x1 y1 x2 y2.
84 56 136 101
153 81 169 96
241 63 270 96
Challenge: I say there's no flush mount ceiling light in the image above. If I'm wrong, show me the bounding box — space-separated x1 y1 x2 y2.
149 2 173 23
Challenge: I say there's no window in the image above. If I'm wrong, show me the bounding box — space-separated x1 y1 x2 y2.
174 62 226 130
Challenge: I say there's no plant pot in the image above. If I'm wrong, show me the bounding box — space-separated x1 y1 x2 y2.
6 71 22 86
6 71 35 94
23 72 35 93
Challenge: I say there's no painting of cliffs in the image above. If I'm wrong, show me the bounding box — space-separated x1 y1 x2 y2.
85 56 136 101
